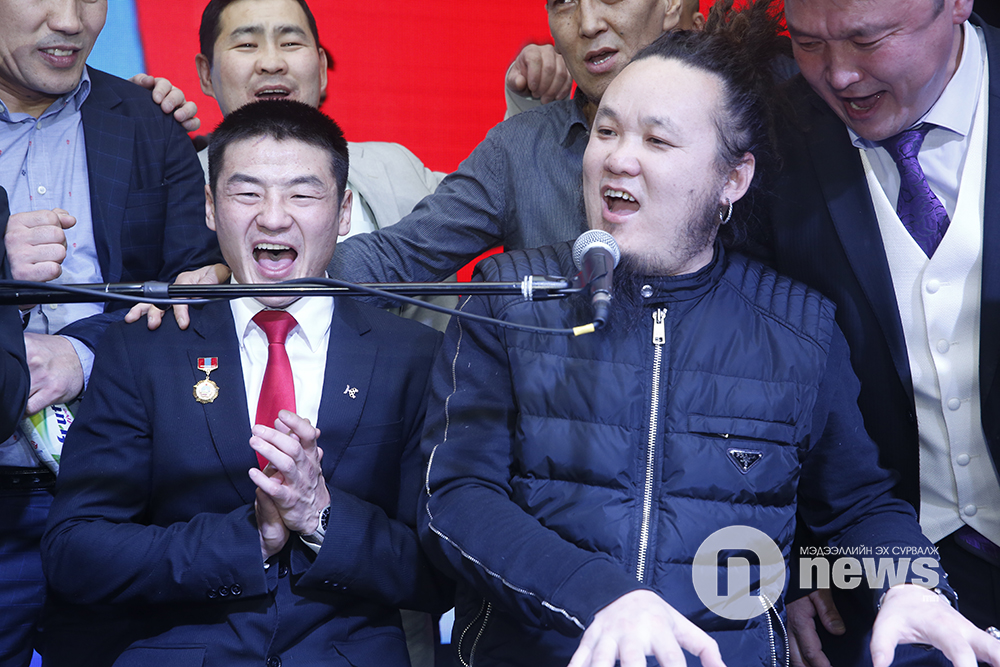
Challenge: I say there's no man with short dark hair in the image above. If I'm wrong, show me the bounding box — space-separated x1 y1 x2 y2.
767 0 1000 654
194 0 445 247
127 0 455 334
41 99 449 666
0 1 221 663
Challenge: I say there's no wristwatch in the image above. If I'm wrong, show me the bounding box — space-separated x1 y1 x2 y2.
299 504 330 550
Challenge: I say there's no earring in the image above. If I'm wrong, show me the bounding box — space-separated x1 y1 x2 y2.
719 199 733 225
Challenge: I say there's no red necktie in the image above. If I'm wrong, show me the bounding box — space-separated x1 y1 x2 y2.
252 310 298 469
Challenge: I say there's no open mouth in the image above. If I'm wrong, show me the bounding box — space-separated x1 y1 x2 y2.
254 242 297 273
845 92 882 112
584 48 618 74
604 187 639 215
254 87 292 100
39 46 79 66
587 49 615 67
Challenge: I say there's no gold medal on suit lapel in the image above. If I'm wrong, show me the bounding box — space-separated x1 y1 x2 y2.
194 357 220 404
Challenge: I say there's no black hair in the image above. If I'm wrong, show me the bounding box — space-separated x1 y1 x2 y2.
199 0 321 65
208 99 349 200
632 0 791 248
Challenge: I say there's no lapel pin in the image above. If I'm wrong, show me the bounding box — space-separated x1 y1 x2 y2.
194 357 220 404
343 384 359 399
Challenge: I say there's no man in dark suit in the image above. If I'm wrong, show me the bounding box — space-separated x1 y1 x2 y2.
767 0 1000 659
41 99 448 666
0 2 221 663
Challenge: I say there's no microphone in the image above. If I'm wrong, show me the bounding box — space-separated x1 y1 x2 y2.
572 230 620 329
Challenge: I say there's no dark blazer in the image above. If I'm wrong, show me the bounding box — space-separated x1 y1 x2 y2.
0 187 29 440
41 297 449 667
55 68 221 353
766 16 1000 509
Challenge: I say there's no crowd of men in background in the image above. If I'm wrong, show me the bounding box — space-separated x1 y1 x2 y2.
0 0 998 665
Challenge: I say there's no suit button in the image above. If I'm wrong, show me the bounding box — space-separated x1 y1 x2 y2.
218 585 230 597
206 589 218 600
230 584 242 596
266 656 281 667
278 564 289 578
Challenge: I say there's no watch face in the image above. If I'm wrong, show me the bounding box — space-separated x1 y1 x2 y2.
320 505 330 531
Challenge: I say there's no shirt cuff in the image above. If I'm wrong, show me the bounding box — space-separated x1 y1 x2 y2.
504 73 542 120
63 335 94 391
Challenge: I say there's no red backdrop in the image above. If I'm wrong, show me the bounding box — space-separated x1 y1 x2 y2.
135 1 553 173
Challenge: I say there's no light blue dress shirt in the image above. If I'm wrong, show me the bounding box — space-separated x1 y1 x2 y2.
0 71 101 465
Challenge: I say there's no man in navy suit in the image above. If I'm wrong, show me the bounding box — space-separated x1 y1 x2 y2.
766 0 1000 660
41 99 448 666
0 1 221 664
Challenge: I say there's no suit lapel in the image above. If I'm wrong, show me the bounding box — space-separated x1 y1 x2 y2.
805 99 914 400
190 301 257 504
315 298 377 476
978 17 1000 407
81 69 133 282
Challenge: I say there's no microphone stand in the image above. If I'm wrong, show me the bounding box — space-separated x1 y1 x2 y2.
0 276 581 307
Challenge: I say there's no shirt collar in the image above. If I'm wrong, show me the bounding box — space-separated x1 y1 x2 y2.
66 67 91 113
559 93 593 148
0 67 91 121
849 21 983 149
231 278 333 353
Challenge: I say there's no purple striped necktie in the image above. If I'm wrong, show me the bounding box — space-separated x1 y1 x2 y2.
878 124 950 257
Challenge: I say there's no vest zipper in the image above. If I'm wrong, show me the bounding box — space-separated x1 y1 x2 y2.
637 308 667 582
761 593 788 667
457 599 492 667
